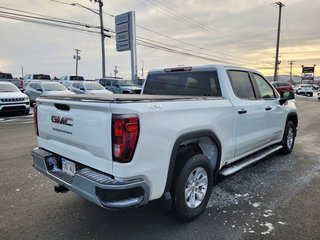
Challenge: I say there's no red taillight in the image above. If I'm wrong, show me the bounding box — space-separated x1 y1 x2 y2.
33 105 39 136
112 114 139 163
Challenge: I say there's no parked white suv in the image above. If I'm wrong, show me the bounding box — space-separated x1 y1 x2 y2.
295 84 313 96
0 82 30 115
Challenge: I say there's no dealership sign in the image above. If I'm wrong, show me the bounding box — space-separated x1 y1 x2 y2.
302 67 315 73
115 12 136 52
302 66 315 80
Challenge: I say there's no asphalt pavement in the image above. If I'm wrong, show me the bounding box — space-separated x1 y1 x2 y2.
0 97 319 240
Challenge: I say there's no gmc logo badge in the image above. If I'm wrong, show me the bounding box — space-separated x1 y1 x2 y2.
51 115 73 126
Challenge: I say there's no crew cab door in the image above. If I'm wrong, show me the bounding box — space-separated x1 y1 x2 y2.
251 73 284 142
228 70 275 157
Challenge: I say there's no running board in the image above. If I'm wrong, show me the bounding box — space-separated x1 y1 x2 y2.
220 145 283 177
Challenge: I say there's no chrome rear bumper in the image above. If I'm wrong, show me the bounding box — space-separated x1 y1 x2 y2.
32 147 149 209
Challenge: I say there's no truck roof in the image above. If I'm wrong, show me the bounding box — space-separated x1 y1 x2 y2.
148 64 261 75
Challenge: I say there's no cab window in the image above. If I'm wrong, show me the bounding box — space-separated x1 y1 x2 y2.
253 73 276 99
228 70 256 100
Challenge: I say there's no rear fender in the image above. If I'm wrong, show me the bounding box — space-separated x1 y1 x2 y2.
164 130 222 193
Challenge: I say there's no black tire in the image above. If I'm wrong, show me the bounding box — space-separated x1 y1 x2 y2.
281 121 296 154
318 97 320 100
309 93 313 97
172 153 213 220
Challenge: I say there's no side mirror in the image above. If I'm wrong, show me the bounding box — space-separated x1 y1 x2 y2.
280 91 295 105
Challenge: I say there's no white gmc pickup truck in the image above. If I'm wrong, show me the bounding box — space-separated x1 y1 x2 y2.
32 65 298 220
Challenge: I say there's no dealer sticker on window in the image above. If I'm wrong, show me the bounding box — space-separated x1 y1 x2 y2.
62 159 76 176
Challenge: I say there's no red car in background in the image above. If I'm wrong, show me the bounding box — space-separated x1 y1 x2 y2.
271 81 294 97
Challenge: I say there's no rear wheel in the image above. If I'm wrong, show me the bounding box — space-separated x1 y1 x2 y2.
281 121 296 154
172 153 213 220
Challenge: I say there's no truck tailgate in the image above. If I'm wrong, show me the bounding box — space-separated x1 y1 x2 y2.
37 98 113 174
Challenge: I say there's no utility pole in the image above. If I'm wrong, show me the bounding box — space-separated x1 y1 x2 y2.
114 66 118 77
273 1 285 81
91 0 106 78
288 60 295 82
141 60 144 78
73 49 81 76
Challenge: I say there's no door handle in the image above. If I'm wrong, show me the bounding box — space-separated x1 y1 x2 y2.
238 109 247 114
265 106 272 111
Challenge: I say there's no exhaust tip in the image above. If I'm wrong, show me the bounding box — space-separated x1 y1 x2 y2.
54 185 69 193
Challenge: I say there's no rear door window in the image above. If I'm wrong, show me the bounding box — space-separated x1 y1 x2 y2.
143 71 221 96
228 70 256 99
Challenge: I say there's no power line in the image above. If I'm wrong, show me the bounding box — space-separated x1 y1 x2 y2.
0 13 101 35
136 25 258 66
2 4 308 74
143 0 232 41
0 10 102 30
45 1 279 68
49 0 114 17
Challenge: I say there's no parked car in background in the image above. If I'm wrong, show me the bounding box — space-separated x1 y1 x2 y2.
312 84 319 90
0 82 30 115
271 81 294 97
59 75 85 87
68 81 113 95
23 74 51 89
295 84 313 97
25 80 74 104
99 78 142 94
0 72 24 91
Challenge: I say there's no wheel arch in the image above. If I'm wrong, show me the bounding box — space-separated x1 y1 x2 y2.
164 130 222 193
286 112 298 129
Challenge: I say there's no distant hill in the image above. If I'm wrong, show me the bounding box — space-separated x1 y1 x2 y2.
266 75 320 84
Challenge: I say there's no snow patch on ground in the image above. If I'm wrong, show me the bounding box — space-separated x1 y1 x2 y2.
260 222 274 235
252 202 261 208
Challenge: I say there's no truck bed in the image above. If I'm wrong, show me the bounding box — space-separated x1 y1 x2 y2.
40 94 221 103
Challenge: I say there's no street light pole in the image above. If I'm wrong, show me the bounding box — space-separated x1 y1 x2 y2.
86 0 106 78
53 0 108 79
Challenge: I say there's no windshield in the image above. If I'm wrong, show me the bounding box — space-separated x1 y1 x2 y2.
34 74 51 80
43 82 67 91
0 83 20 92
84 82 104 90
70 76 84 80
119 80 134 86
0 73 13 79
